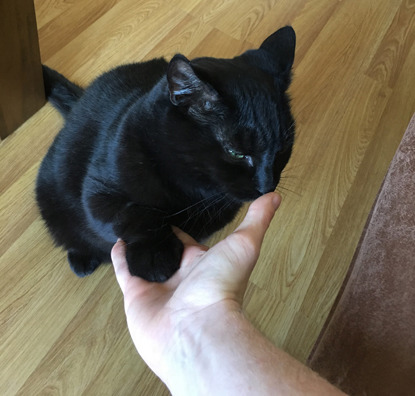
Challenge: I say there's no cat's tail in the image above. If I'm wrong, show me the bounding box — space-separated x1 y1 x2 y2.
42 65 84 117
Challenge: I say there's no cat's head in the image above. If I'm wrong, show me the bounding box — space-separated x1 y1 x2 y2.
165 26 296 202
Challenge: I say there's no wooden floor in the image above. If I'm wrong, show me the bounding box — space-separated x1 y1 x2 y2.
1 0 414 394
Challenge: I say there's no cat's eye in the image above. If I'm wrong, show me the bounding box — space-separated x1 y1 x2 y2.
227 149 253 167
228 149 245 160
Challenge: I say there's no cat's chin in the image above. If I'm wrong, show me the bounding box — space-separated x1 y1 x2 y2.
231 183 281 202
230 189 267 203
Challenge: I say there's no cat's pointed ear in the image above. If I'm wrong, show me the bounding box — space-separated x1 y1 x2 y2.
260 26 296 77
167 54 218 109
241 26 295 90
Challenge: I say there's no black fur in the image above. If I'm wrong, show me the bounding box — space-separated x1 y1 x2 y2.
36 26 296 282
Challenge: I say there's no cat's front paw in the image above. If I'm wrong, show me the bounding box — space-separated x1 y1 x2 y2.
67 249 101 277
126 236 184 282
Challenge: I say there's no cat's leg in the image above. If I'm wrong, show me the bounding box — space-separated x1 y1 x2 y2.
113 204 183 282
67 249 101 277
85 190 183 282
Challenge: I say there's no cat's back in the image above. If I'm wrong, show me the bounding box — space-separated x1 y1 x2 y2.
57 57 168 144
41 58 169 186
83 57 168 107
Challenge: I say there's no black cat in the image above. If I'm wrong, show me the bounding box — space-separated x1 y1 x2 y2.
36 26 296 282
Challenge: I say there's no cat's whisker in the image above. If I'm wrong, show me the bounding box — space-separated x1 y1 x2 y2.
170 193 226 234
204 196 228 225
198 195 230 236
279 174 300 186
281 162 305 174
285 121 296 134
164 193 222 219
195 195 227 229
276 184 302 198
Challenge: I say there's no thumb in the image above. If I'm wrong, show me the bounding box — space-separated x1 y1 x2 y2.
208 192 280 302
111 239 131 295
225 192 281 268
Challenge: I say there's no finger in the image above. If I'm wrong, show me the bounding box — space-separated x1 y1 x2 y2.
227 192 281 264
234 192 280 242
172 226 202 247
111 239 134 294
111 240 155 312
172 226 209 272
173 225 209 255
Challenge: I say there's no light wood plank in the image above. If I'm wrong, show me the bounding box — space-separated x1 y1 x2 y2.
36 0 125 62
366 0 415 88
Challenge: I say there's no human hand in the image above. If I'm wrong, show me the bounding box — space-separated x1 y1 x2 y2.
111 192 281 384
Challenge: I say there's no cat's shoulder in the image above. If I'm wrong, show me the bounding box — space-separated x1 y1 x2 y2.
89 57 168 95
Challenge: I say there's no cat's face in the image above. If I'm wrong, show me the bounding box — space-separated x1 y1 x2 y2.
166 26 295 202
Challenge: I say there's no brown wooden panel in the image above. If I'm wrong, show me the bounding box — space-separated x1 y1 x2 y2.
0 0 45 140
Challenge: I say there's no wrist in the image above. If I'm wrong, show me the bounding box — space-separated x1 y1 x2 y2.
161 300 244 395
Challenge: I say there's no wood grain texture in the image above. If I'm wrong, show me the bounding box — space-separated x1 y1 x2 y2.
366 0 415 88
1 0 414 393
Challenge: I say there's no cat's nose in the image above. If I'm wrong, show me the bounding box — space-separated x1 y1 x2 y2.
256 166 279 196
256 186 276 196
256 177 277 196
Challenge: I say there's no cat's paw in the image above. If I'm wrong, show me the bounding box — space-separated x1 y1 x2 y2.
126 236 184 282
68 249 101 277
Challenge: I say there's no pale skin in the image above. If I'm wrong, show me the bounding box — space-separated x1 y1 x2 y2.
111 192 345 395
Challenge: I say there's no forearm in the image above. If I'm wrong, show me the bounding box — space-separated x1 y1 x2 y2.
163 303 344 396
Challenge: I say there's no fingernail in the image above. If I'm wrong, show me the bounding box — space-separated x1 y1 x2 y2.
272 193 282 210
